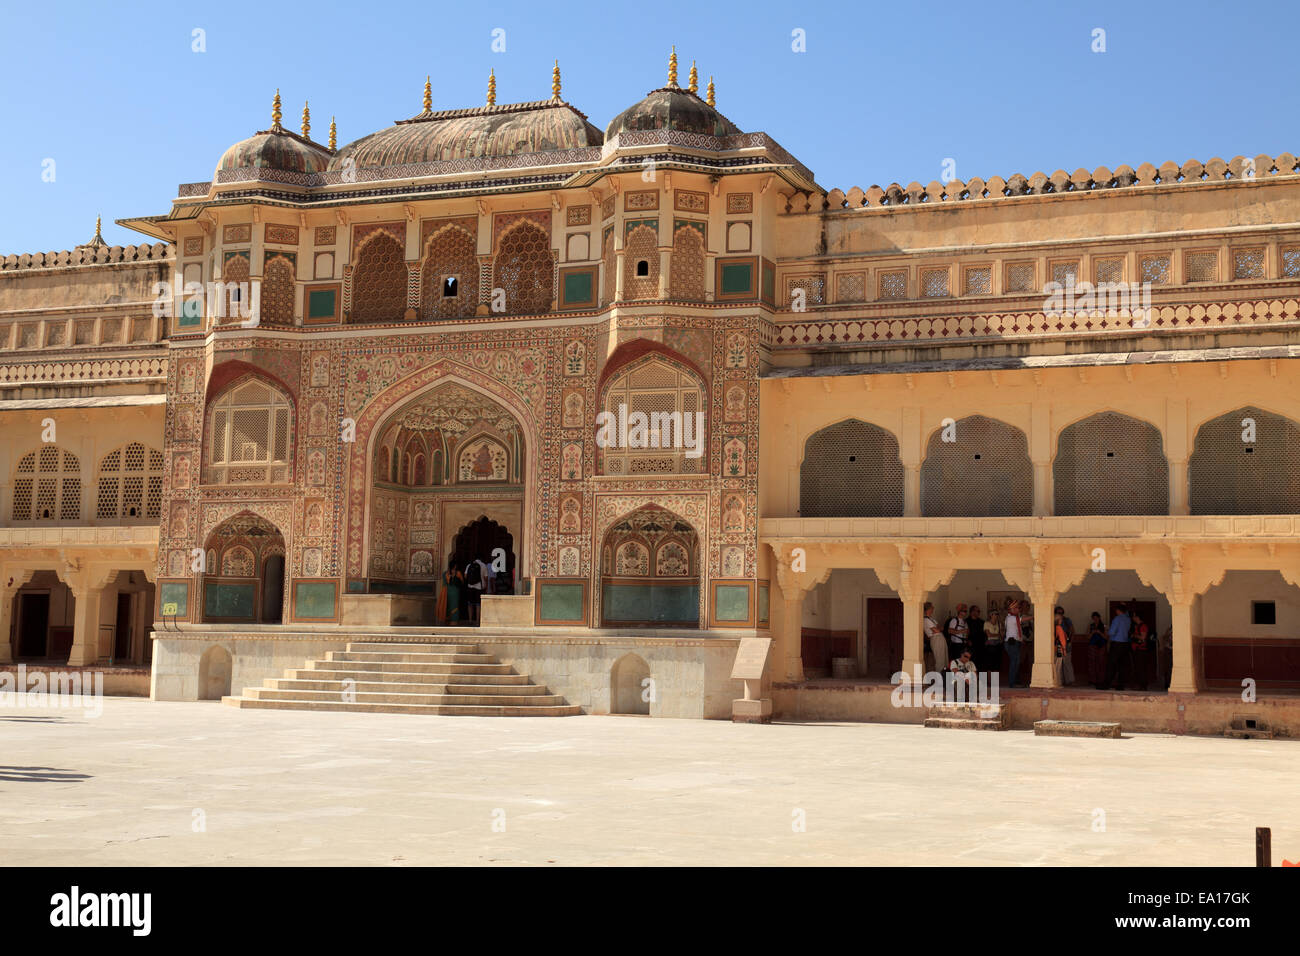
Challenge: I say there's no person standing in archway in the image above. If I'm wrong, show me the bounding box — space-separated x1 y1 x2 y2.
439 565 463 626
923 602 945 674
1004 600 1024 689
464 557 486 624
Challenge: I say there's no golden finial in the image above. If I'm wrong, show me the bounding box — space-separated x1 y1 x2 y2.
487 68 496 106
551 60 561 100
328 116 337 152
301 100 310 139
689 61 698 93
667 47 678 88
706 76 715 108
81 214 106 248
423 75 432 112
271 89 282 131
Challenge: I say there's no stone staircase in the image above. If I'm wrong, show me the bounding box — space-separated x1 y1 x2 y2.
923 701 1009 731
222 641 581 716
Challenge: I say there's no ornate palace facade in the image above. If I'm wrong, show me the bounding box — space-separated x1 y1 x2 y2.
2 54 1298 724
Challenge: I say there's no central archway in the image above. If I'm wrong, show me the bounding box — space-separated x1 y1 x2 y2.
365 378 527 592
599 504 701 628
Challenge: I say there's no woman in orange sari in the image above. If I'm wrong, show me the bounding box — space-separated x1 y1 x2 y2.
438 566 463 625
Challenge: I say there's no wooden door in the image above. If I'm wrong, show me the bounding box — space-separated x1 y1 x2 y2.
865 597 904 679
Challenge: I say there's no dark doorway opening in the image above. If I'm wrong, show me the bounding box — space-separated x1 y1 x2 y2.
114 593 132 661
1110 597 1158 689
17 593 49 658
260 555 285 623
449 517 515 593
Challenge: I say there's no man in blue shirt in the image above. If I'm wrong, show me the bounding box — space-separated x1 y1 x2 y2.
1102 603 1133 690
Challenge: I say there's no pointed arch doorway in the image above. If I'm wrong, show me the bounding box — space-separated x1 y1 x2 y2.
201 512 286 624
599 504 701 628
364 378 529 593
448 516 516 591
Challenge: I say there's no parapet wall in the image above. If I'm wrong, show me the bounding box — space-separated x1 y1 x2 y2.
0 242 172 273
785 152 1299 214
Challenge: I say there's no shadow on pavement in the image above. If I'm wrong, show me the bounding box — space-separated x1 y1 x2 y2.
0 766 91 783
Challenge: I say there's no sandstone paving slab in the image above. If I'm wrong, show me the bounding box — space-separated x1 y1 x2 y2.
0 698 1296 866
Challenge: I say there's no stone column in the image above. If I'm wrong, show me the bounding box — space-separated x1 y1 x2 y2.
1168 599 1197 693
900 592 924 678
657 246 671 299
1028 550 1058 688
773 547 814 683
1166 398 1189 515
903 465 921 517
775 584 806 682
901 408 921 517
1168 457 1190 515
67 579 105 667
614 245 626 301
0 580 19 664
1032 459 1051 516
1030 402 1052 516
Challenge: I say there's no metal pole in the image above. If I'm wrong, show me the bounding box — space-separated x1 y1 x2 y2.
1256 826 1271 867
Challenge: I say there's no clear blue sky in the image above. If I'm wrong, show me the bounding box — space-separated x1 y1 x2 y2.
1 0 1294 253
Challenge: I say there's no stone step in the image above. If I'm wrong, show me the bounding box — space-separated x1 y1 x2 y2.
309 659 513 676
225 640 578 718
222 696 582 717
923 717 1007 731
328 650 497 664
1225 727 1274 740
286 668 532 686
926 702 1006 723
267 678 551 696
243 686 570 707
1034 720 1122 738
346 642 481 654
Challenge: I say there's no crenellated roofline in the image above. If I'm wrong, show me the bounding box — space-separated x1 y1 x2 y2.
801 153 1300 215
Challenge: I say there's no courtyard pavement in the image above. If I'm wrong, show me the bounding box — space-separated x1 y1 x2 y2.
1 697 1296 866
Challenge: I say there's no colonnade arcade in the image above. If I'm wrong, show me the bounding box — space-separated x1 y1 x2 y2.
765 533 1300 692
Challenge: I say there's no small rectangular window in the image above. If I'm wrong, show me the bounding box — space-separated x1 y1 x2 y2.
1252 601 1276 625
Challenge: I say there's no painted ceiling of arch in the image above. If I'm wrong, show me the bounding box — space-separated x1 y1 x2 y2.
609 506 697 541
208 513 283 540
388 383 520 439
